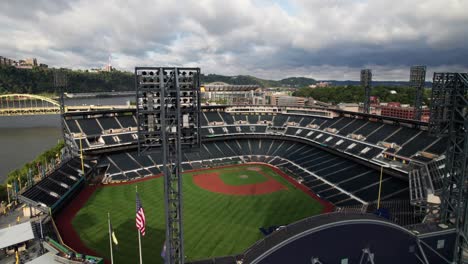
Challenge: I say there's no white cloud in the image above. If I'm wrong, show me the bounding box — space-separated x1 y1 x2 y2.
0 0 467 80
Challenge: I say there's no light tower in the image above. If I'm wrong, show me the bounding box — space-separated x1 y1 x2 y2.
410 66 426 121
135 67 201 264
361 69 372 114
429 73 468 263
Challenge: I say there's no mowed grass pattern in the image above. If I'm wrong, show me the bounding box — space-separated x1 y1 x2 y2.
72 165 323 263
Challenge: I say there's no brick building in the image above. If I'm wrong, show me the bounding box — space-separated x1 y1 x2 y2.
380 102 430 121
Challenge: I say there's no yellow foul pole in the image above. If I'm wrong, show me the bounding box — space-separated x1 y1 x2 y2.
7 185 11 205
80 138 85 174
377 166 384 209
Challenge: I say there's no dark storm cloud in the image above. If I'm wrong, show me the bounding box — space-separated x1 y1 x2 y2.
0 0 467 80
269 43 468 69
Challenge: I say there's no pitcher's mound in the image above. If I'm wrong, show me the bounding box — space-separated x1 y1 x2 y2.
239 175 249 179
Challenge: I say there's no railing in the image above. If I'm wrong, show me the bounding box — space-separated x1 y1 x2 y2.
46 237 104 264
0 105 134 116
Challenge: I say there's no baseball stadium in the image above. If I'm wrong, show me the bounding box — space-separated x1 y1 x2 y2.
0 66 465 264
7 87 461 264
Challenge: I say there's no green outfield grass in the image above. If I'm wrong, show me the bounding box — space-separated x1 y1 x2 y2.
72 164 323 263
217 168 268 185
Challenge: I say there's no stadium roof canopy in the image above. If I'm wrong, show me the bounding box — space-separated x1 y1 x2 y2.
0 222 35 249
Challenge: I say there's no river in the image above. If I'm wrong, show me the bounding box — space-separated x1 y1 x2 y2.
0 96 133 183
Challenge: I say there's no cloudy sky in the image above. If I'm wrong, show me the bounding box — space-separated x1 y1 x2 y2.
1 0 467 80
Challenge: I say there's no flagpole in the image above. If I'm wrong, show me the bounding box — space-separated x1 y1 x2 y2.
136 185 143 264
108 212 114 264
377 166 383 209
138 230 143 264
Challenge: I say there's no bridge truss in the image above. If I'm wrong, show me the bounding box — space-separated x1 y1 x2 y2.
0 94 61 116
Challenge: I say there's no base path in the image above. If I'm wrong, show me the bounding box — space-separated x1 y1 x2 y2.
193 172 287 195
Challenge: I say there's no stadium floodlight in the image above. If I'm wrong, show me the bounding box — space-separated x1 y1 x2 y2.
136 67 201 153
409 66 426 121
360 69 372 114
431 73 468 264
135 67 201 264
429 73 458 136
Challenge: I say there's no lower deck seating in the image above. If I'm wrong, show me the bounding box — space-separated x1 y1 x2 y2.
20 158 91 208
103 138 408 208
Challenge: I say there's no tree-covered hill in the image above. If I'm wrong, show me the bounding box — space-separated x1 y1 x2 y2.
0 66 133 94
201 74 316 88
294 85 432 105
0 66 317 94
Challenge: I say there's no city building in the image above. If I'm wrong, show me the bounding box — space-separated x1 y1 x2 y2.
277 96 305 107
0 56 16 66
370 96 380 105
201 82 263 105
16 58 38 69
266 92 306 107
1 56 45 69
102 64 114 72
309 81 331 88
379 102 430 121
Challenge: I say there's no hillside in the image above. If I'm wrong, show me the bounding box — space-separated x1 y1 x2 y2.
324 80 433 88
201 74 316 88
0 66 133 94
0 66 316 94
294 85 432 105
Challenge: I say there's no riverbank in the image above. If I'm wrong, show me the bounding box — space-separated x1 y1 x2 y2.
0 127 61 183
0 140 64 202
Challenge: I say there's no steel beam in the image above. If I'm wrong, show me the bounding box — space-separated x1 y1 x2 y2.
429 73 457 136
361 69 372 114
410 66 426 121
430 73 468 263
135 67 200 264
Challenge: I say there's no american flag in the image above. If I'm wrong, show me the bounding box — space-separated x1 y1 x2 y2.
136 192 146 236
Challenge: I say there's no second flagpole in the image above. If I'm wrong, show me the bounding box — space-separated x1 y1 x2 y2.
136 185 143 264
108 212 114 264
138 230 143 264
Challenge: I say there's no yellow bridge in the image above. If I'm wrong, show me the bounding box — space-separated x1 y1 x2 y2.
0 94 134 116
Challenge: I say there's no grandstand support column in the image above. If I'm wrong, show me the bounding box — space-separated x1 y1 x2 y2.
410 66 426 122
434 73 468 264
361 69 372 114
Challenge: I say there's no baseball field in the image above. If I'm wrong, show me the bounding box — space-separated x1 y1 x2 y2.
61 164 329 263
